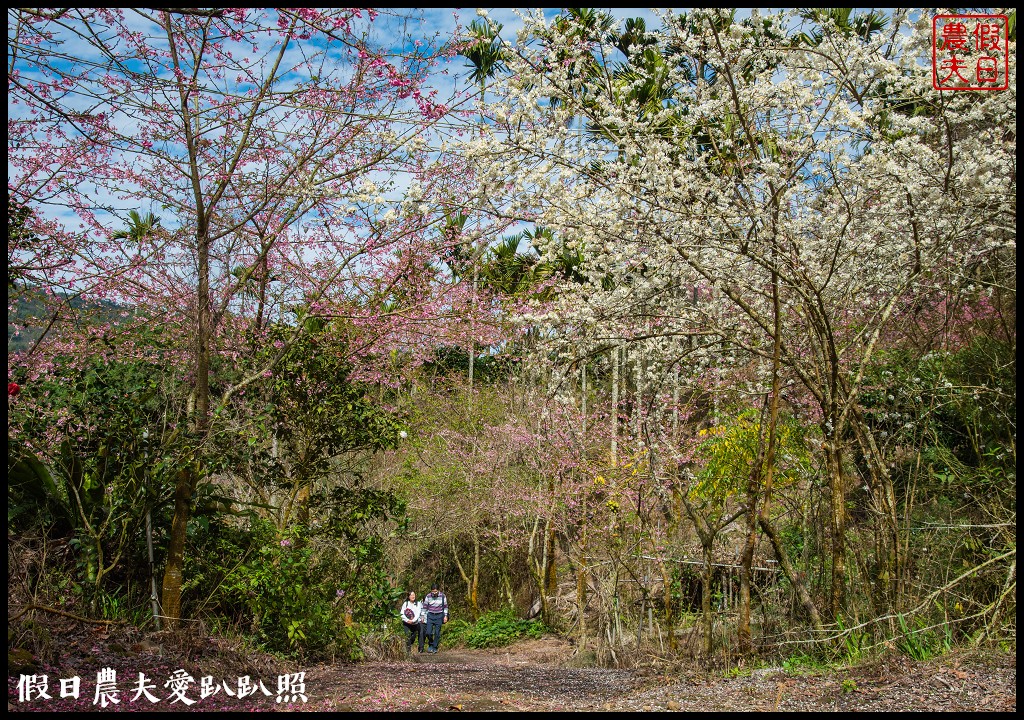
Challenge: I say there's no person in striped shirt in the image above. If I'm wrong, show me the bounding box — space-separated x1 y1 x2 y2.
421 583 448 653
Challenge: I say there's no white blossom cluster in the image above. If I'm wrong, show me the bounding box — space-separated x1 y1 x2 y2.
460 8 1015 458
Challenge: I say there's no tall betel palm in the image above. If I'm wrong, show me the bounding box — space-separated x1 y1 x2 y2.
435 18 516 619
458 16 510 396
482 233 539 298
462 17 508 104
111 209 162 243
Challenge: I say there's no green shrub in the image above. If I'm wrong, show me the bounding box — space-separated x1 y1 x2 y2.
895 614 952 662
782 653 826 674
446 610 546 649
191 520 353 660
830 614 867 665
224 533 341 657
439 618 472 646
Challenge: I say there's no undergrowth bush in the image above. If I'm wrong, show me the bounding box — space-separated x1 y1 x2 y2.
895 613 954 661
443 609 546 649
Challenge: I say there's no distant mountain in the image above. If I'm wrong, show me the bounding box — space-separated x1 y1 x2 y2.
7 285 132 355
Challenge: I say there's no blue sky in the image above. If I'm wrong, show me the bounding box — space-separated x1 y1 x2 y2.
8 8 680 232
8 7 919 236
382 8 680 106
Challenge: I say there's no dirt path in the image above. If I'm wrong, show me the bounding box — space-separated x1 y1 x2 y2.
297 639 1016 712
8 630 1014 712
306 646 632 712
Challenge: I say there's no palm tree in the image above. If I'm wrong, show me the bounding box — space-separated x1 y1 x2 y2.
533 229 588 286
795 8 890 106
438 209 471 281
796 8 889 46
482 233 539 298
112 209 161 243
458 18 511 397
461 17 508 105
548 8 616 110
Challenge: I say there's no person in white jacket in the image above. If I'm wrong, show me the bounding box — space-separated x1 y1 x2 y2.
399 590 424 654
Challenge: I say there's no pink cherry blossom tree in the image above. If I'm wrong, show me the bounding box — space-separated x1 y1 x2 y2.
8 7 473 626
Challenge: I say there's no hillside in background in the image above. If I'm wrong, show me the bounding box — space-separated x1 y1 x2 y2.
7 286 132 355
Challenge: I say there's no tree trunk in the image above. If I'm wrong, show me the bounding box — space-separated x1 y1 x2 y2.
581 362 586 435
161 466 196 629
633 347 643 439
659 556 676 650
468 261 476 395
701 542 714 657
611 345 619 466
759 514 824 634
739 266 784 652
527 515 549 623
738 403 767 652
826 441 847 618
738 510 756 652
544 522 557 597
451 533 481 620
577 521 588 643
543 469 559 596
159 103 212 624
146 509 161 631
848 407 901 609
471 531 480 616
